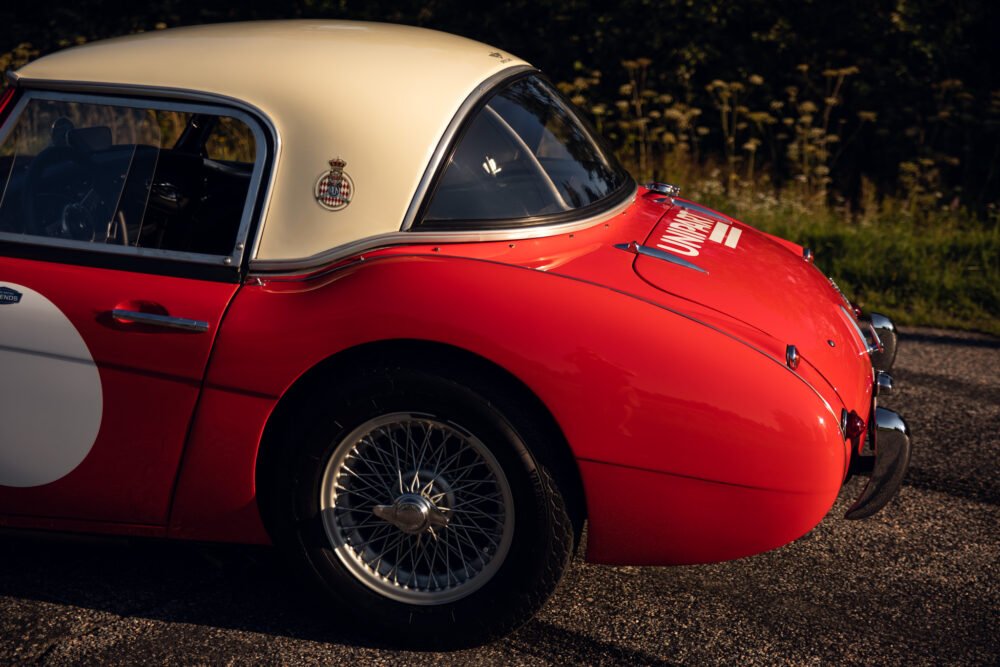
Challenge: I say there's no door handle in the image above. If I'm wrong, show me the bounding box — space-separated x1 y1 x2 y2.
111 309 210 333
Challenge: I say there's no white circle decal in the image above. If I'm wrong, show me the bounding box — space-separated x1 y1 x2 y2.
0 283 103 487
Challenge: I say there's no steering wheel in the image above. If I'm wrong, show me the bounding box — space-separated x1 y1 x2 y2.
21 144 122 244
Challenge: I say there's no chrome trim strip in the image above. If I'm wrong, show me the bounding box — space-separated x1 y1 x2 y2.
547 262 842 426
248 185 637 274
8 79 280 270
866 320 884 353
254 251 842 427
869 312 898 371
839 305 875 355
614 240 707 274
399 65 533 232
0 229 240 265
111 309 210 332
673 199 731 223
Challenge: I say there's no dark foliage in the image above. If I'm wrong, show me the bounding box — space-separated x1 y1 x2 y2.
2 0 998 209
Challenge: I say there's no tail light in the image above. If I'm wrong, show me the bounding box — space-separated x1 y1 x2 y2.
846 411 866 439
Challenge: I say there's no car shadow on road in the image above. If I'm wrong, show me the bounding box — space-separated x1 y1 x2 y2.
0 533 380 647
0 531 675 664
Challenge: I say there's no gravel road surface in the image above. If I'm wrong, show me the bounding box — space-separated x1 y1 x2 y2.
1 327 997 665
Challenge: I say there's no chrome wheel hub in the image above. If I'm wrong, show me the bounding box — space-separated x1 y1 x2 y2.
373 492 449 534
319 413 515 605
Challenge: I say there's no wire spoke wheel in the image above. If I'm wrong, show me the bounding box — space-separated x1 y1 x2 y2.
262 363 574 645
319 412 515 605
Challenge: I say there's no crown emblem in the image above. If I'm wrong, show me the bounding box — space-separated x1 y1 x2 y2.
328 157 347 175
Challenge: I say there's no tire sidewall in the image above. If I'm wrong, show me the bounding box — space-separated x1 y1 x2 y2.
279 364 564 644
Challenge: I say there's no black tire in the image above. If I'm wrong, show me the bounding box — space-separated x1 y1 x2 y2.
259 361 573 648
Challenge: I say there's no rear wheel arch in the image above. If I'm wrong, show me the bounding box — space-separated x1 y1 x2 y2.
255 338 587 544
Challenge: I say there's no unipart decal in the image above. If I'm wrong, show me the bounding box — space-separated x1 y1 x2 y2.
315 157 354 211
655 208 742 257
0 283 103 487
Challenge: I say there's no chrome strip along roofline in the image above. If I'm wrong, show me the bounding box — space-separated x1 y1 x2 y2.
11 69 639 276
12 22 536 261
248 186 637 274
398 65 534 232
242 65 638 275
250 64 638 274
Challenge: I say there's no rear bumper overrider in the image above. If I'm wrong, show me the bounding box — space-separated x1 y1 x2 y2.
864 311 898 372
845 312 911 519
845 407 911 519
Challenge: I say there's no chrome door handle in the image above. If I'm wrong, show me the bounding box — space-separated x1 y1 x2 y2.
111 309 210 333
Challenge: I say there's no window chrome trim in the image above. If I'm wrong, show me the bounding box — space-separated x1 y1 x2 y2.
249 184 637 274
399 65 534 233
410 69 633 233
0 80 278 271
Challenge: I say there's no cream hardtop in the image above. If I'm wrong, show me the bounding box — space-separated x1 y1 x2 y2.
14 20 529 263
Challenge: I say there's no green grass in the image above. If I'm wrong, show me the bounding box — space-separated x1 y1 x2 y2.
691 195 1000 335
578 54 1000 337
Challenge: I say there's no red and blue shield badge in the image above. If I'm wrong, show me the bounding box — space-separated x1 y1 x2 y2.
315 157 354 211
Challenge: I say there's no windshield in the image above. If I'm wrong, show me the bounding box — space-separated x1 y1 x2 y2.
420 74 630 227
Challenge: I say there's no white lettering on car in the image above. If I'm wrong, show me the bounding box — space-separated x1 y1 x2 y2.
656 208 743 257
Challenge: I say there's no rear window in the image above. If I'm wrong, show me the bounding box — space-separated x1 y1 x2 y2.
0 94 259 259
420 74 630 228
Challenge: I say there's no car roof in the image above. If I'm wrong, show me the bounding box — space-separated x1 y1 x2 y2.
13 20 531 266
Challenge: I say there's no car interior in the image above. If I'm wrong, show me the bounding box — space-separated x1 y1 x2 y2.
0 106 256 257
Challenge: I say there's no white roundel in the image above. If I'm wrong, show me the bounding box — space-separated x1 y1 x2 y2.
0 283 103 487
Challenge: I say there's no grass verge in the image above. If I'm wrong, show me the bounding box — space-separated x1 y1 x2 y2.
693 195 1000 336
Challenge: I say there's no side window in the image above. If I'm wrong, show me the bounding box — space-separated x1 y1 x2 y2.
421 74 629 227
0 95 258 257
204 116 256 163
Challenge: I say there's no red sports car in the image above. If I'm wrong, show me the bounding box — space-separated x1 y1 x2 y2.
0 20 909 646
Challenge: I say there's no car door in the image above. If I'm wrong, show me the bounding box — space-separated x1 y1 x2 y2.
0 89 269 527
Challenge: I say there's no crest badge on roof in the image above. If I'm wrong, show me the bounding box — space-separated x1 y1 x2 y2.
315 157 354 211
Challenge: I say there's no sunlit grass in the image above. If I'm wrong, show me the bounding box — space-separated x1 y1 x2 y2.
561 59 998 335
692 190 1000 335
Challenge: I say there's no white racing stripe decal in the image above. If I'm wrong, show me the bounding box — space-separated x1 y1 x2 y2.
0 283 103 487
709 221 728 243
725 227 742 248
657 209 743 257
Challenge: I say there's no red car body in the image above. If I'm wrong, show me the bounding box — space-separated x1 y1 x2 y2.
0 189 873 562
0 21 909 644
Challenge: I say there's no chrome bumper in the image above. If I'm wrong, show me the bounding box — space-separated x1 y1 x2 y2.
845 310 909 519
864 311 898 372
844 408 911 520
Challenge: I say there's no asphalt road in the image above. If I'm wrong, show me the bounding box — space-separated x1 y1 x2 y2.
1 327 997 665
